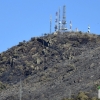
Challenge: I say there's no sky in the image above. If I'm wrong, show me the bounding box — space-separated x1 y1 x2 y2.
0 0 100 53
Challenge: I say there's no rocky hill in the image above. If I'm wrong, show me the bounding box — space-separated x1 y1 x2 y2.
0 32 100 100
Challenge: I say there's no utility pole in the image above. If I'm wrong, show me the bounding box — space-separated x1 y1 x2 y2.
62 5 67 32
69 89 71 99
19 78 22 100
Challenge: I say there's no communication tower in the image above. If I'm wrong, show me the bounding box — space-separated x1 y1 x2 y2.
59 7 61 31
62 5 67 31
88 25 90 33
69 21 72 31
55 12 58 32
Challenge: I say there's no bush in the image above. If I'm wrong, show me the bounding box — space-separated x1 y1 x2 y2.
0 81 6 91
17 42 24 46
77 92 89 100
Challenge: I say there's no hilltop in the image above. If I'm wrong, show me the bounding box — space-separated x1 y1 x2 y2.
0 32 100 100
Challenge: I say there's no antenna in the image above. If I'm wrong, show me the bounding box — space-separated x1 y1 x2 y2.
50 15 52 34
59 7 61 31
70 21 72 31
19 78 22 100
62 5 67 32
88 25 90 33
55 12 58 32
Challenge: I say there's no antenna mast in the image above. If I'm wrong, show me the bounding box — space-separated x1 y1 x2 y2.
59 7 61 31
55 12 58 32
88 25 90 33
62 5 67 32
50 15 52 34
70 21 72 31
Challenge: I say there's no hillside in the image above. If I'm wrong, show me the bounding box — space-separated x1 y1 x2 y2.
0 32 100 100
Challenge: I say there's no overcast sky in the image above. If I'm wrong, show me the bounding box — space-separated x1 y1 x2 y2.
0 0 100 53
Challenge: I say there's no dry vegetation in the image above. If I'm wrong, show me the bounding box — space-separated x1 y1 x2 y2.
62 91 99 100
0 32 100 100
